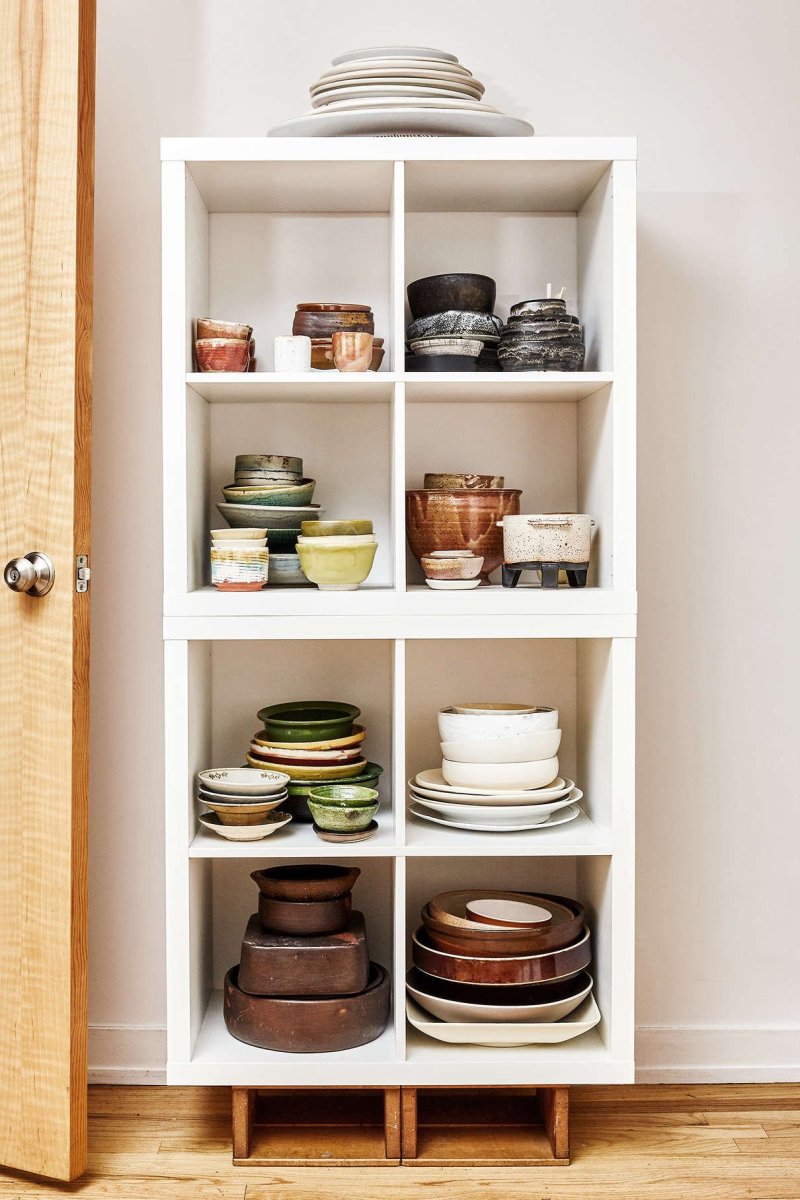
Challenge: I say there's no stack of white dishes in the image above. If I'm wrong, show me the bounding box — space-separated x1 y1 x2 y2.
269 47 535 138
196 767 292 842
409 703 583 832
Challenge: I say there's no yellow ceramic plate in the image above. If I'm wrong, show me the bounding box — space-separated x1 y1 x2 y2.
251 724 367 751
246 754 367 780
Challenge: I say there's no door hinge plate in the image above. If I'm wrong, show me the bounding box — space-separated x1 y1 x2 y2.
76 555 91 592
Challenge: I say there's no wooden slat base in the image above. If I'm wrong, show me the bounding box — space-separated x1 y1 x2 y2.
231 1084 569 1167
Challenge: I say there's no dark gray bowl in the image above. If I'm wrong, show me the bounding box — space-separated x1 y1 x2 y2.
407 274 496 320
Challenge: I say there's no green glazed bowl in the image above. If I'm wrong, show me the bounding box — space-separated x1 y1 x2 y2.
257 700 360 743
296 540 378 591
222 479 316 507
307 799 379 831
308 785 379 808
301 519 374 537
286 762 383 802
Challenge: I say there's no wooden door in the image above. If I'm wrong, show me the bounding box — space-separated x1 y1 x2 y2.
0 0 94 1181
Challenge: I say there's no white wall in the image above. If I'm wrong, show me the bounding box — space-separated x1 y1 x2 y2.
91 0 800 1081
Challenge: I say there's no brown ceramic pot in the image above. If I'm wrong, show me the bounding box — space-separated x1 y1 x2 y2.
238 911 370 997
250 864 361 902
293 310 374 338
223 961 390 1052
406 489 521 583
421 893 585 957
412 926 591 985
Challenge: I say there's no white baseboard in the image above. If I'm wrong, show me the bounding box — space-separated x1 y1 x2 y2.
87 1023 800 1086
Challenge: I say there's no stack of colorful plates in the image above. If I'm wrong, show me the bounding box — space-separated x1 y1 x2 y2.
269 47 535 137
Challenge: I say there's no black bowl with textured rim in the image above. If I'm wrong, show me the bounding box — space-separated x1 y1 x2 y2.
407 273 496 320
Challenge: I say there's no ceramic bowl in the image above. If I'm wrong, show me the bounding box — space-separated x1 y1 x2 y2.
211 539 268 550
267 552 310 585
437 706 559 742
407 273 496 320
421 554 483 580
197 785 289 805
406 489 521 582
422 892 585 956
234 470 303 486
248 753 367 780
297 534 376 547
411 925 592 986
406 967 593 1024
257 893 352 936
332 331 373 372
286 762 383 802
251 864 361 902
308 785 379 807
263 528 301 552
251 744 363 765
194 338 250 372
210 527 267 541
307 799 379 831
293 308 374 339
222 479 316 508
198 811 292 841
210 547 268 591
440 728 562 763
423 474 504 490
406 310 502 343
200 797 286 826
296 540 378 591
252 723 366 752
441 757 559 791
410 337 482 358
197 767 290 795
405 353 477 373
216 502 323 529
257 700 360 742
234 453 303 475
424 578 480 591
301 519 374 537
196 318 252 341
310 341 384 371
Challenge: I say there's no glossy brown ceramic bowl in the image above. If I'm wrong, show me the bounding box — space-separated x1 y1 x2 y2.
406 489 521 582
293 310 374 338
194 338 250 372
258 892 352 935
422 892 585 956
196 318 252 341
224 961 390 1052
251 864 361 902
297 302 373 313
424 473 504 490
411 925 591 985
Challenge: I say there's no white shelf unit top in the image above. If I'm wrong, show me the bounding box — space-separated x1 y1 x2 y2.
162 138 636 1088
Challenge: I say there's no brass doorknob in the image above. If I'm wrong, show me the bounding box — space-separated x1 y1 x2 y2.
4 551 55 596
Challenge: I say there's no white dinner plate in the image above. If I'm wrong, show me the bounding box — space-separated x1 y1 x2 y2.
314 96 499 115
312 85 486 108
406 994 601 1046
413 769 572 801
409 803 581 833
315 66 482 88
312 76 484 100
409 779 574 807
269 109 535 138
331 46 460 65
322 58 475 78
410 788 582 823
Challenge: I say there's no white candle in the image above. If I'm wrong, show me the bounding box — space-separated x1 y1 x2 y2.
274 335 311 372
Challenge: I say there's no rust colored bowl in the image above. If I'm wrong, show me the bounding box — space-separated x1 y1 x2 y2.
411 926 591 985
224 961 390 1052
406 489 521 582
258 892 352 935
422 893 585 957
251 864 361 902
196 318 252 341
195 338 250 372
293 310 374 338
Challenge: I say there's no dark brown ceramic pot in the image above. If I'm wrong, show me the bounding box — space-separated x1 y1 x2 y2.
412 926 591 985
406 489 521 582
238 911 370 996
223 961 390 1052
407 273 496 320
251 864 360 902
258 892 351 935
293 310 374 338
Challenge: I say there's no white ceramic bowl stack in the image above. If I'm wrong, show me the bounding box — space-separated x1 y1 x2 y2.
268 47 535 138
196 767 292 841
408 703 584 832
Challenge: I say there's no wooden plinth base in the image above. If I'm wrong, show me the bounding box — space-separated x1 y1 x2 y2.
232 1084 569 1167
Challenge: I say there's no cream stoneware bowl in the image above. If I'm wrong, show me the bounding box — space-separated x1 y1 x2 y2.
296 540 378 591
441 757 559 791
197 767 290 795
438 706 559 742
210 527 267 540
440 728 562 763
297 534 377 547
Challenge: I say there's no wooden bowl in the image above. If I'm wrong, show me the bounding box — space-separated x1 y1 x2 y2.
223 962 391 1052
258 892 352 935
424 891 585 955
251 864 361 902
406 489 521 582
411 926 591 985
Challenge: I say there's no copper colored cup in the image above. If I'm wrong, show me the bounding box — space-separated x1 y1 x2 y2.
332 331 373 373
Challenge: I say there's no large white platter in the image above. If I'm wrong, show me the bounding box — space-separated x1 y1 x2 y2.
316 97 500 115
409 803 582 834
269 109 535 138
312 85 488 108
410 788 582 823
315 66 483 89
406 969 593 1024
406 994 601 1046
331 46 460 65
413 769 573 802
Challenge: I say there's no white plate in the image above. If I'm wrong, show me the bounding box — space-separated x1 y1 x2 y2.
322 57 475 77
216 501 323 528
406 969 593 1023
413 768 572 801
197 767 290 795
315 66 482 88
198 786 288 805
314 96 499 114
331 46 460 65
409 804 581 833
425 578 481 591
312 78 484 101
406 994 601 1046
312 72 484 95
197 812 293 841
311 85 485 108
410 789 582 823
268 109 534 138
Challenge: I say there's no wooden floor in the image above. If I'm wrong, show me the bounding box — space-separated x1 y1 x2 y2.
0 1084 799 1198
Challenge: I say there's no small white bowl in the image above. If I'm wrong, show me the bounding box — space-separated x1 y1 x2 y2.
211 539 268 549
440 729 562 764
210 527 267 540
198 812 292 841
197 767 290 795
438 706 559 742
441 757 559 791
425 579 480 590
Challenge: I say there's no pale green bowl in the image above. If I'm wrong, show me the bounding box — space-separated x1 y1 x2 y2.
307 799 379 831
308 785 379 808
296 540 378 591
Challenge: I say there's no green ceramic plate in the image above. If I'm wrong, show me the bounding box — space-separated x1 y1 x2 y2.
286 762 383 798
257 700 360 743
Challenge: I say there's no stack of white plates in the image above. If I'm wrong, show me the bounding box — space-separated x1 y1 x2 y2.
269 47 534 138
409 769 582 832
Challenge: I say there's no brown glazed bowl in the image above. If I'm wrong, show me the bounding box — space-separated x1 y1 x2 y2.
224 961 390 1052
293 310 374 338
196 318 252 341
424 473 504 490
250 864 361 902
194 338 250 372
421 893 585 957
258 891 352 935
406 489 521 582
411 926 591 985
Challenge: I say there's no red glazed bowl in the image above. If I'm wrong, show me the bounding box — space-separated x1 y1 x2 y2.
406 489 521 582
195 338 250 372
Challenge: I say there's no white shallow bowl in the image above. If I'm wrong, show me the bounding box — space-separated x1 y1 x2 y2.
406 994 601 1046
410 772 573 805
211 539 268 550
438 706 559 742
409 803 580 834
442 757 559 792
197 812 292 841
425 578 481 591
406 969 593 1024
198 786 288 807
410 789 581 824
440 729 562 764
210 527 267 540
197 767 290 796
216 501 323 529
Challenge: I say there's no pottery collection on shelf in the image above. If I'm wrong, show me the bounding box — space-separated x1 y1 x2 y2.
407 888 598 1046
293 303 384 372
223 865 391 1052
268 46 535 138
408 702 584 833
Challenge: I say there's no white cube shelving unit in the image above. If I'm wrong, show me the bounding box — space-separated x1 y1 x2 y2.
162 137 636 1087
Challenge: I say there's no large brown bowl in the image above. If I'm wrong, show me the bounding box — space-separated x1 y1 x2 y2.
422 891 585 956
258 892 351 935
224 961 390 1052
407 273 496 320
293 310 374 338
411 926 591 985
406 489 521 582
251 864 361 902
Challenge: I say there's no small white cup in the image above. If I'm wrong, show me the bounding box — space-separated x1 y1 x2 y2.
274 335 311 372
